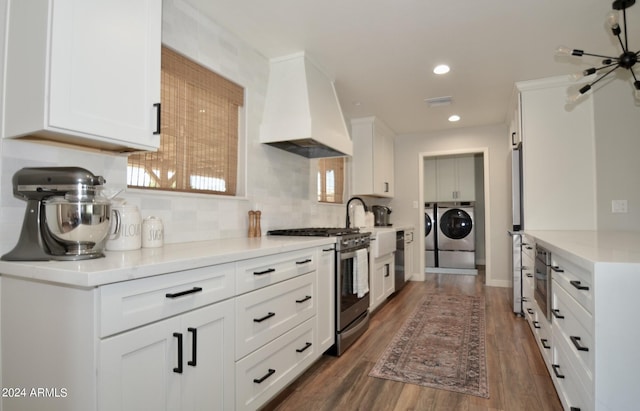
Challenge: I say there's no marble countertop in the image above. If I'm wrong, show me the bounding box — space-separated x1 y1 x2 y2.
0 236 336 288
523 230 640 270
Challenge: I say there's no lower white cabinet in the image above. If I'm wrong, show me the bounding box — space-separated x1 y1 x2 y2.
317 245 336 353
99 299 235 411
404 230 414 281
370 253 394 312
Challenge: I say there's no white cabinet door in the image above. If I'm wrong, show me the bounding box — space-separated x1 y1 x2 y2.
4 0 161 151
99 316 181 411
382 254 395 298
404 231 414 281
436 157 457 201
316 245 336 353
456 155 476 201
435 155 475 202
370 257 386 312
181 300 235 411
423 157 438 203
351 117 395 198
99 300 235 411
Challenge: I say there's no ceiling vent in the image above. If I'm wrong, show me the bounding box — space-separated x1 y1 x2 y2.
425 96 453 107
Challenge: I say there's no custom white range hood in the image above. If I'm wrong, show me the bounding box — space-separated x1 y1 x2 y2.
260 52 353 158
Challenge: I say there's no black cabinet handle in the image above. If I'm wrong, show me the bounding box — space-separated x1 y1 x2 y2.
541 338 551 349
322 247 335 252
551 265 564 273
570 407 581 411
552 309 565 319
296 258 312 265
526 273 533 278
533 321 541 329
188 327 197 366
173 332 183 374
522 297 528 302
166 287 203 299
511 131 516 146
254 268 276 276
570 336 589 352
384 182 389 192
570 280 590 291
296 295 312 303
384 264 390 277
296 342 312 353
153 103 161 135
254 312 275 323
527 308 534 315
552 364 565 379
253 368 276 384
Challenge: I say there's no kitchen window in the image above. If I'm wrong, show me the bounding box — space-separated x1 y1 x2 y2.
317 157 345 203
127 46 244 196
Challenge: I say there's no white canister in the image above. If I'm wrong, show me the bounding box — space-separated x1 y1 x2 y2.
106 201 142 251
142 216 164 248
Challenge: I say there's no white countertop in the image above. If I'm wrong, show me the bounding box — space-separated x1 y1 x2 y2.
524 230 640 269
0 236 336 288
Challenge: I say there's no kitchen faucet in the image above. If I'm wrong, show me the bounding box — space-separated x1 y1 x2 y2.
345 197 368 228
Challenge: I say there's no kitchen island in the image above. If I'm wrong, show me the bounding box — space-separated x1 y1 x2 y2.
523 230 640 411
0 235 336 411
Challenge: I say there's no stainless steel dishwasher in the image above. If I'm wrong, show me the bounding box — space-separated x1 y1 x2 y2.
394 230 406 292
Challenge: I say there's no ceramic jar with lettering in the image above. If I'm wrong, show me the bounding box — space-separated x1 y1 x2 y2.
142 216 164 248
106 200 142 251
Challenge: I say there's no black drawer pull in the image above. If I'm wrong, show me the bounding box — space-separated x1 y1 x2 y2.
551 265 564 273
296 258 312 265
552 309 565 319
570 336 589 352
188 327 197 366
322 247 335 252
254 268 276 276
253 368 276 384
526 273 533 278
541 338 551 349
173 332 183 374
552 364 565 379
254 312 275 323
522 297 528 302
533 320 541 329
166 287 203 299
570 280 590 291
296 295 312 303
527 308 534 315
153 103 161 135
296 342 312 353
570 407 581 411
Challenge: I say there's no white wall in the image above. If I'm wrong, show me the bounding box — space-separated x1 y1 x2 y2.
593 78 640 230
0 0 345 255
391 124 511 287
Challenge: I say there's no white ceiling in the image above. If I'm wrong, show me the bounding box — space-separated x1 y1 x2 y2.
182 0 640 134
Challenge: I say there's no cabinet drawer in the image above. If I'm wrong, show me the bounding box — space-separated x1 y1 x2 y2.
552 337 594 411
528 305 552 364
521 241 535 266
551 253 593 313
99 263 235 337
552 280 594 388
235 273 316 360
236 248 317 294
235 318 316 411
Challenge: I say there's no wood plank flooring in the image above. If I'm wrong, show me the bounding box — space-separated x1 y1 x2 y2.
263 270 563 411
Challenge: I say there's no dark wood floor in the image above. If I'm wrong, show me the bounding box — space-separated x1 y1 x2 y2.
264 270 563 411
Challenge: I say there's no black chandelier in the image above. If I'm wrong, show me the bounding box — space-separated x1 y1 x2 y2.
556 0 640 102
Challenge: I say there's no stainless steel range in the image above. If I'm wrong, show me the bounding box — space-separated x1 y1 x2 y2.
268 227 371 356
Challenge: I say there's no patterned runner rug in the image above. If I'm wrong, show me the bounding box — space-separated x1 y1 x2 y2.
369 293 489 398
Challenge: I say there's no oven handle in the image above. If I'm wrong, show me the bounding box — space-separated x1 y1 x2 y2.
339 248 369 260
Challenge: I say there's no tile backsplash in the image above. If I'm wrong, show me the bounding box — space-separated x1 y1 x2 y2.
0 0 346 255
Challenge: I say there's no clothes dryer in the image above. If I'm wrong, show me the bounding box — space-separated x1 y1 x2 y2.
424 203 436 267
437 203 475 269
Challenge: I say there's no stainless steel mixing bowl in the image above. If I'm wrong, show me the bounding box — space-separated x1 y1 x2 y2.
43 196 112 255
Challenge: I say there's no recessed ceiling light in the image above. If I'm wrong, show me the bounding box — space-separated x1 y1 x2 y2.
433 64 450 75
448 114 461 122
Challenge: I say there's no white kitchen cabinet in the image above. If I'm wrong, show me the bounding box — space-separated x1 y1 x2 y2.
370 253 394 312
351 116 395 197
516 78 596 230
404 230 414 281
99 300 235 411
317 245 336 352
423 157 437 202
435 155 475 202
2 0 162 152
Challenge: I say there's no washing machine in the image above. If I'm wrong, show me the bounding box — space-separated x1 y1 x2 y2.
424 203 436 267
437 202 475 269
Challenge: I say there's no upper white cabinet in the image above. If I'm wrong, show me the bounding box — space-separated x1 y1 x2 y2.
424 154 475 203
351 116 395 197
516 77 596 230
2 0 162 152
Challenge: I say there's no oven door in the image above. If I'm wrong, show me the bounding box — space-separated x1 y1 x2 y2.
534 253 550 320
337 248 370 331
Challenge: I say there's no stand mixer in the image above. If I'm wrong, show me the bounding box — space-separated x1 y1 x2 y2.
2 167 112 261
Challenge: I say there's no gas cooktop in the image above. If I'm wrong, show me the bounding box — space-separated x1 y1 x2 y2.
267 227 361 237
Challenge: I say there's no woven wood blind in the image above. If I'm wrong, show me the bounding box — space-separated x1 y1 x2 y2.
318 157 345 203
128 46 244 195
